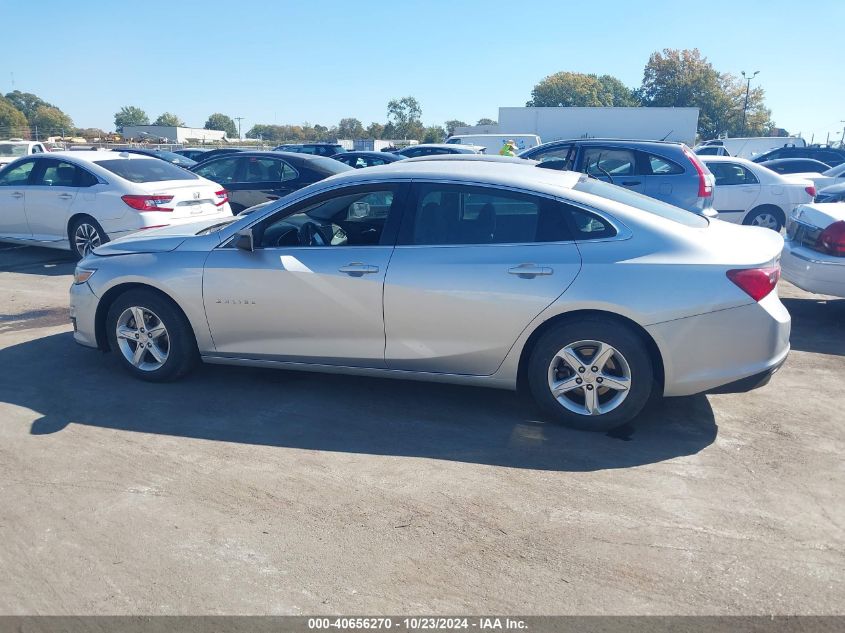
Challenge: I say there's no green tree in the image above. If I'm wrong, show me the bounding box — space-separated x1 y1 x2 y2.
336 117 364 138
114 106 149 131
204 113 238 138
153 112 185 126
365 122 385 139
387 96 423 139
0 96 29 138
422 125 446 143
476 118 497 126
30 105 74 136
638 48 774 138
527 72 634 107
73 127 107 140
4 90 55 121
445 119 467 135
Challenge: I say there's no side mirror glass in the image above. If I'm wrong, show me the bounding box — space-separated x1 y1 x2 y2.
234 228 254 252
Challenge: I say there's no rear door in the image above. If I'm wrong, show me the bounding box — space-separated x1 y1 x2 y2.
236 155 301 207
707 161 761 223
24 158 79 240
383 182 583 375
577 146 646 194
641 151 687 203
0 159 37 238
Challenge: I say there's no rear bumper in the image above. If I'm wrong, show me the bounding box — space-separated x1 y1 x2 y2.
782 241 845 298
647 292 791 397
706 354 787 394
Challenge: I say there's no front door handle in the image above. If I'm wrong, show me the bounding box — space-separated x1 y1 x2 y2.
508 264 553 278
11 191 23 199
266 195 280 200
58 193 74 199
339 262 379 276
621 180 641 186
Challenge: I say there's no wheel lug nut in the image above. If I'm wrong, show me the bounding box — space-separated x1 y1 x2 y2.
596 377 603 383
576 378 582 384
591 366 598 372
586 384 594 391
578 367 585 373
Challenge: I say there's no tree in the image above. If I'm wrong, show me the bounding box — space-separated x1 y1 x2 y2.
153 112 185 127
114 106 149 131
387 96 423 139
30 105 74 136
204 113 238 138
422 125 446 143
445 119 467 136
337 117 364 139
476 118 497 126
526 72 635 107
4 90 55 121
0 96 29 138
73 127 107 140
365 122 385 139
638 48 774 138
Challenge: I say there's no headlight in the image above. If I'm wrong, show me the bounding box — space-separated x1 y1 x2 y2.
73 267 96 284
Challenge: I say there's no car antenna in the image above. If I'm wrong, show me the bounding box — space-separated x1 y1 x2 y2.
660 130 674 141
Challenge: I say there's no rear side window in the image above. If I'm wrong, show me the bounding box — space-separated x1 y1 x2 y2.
573 177 709 228
241 157 298 183
94 159 198 183
35 160 78 186
707 162 758 185
646 154 684 175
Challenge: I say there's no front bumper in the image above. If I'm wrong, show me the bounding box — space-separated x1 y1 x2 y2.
69 281 99 348
781 241 845 298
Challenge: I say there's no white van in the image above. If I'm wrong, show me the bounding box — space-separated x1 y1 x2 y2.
445 134 541 155
694 137 806 159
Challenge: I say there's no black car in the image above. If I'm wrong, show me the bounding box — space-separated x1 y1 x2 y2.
815 182 845 203
190 151 352 214
332 151 405 168
111 148 197 168
193 147 247 165
272 143 346 157
752 145 845 167
173 148 210 161
759 158 832 175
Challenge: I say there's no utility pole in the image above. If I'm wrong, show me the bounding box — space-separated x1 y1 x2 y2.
234 117 244 140
740 70 760 136
840 121 845 148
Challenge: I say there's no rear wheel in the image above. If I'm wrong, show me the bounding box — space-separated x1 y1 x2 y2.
527 318 654 431
69 216 108 260
744 206 784 232
106 289 198 382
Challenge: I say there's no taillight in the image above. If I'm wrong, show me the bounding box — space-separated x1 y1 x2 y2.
121 194 174 212
683 147 712 198
805 185 817 197
214 189 229 206
727 265 780 302
814 220 845 257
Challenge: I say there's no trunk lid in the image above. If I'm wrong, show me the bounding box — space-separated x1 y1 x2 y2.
134 179 227 219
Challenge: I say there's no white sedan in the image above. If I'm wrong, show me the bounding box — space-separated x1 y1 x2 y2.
782 203 845 298
701 156 815 231
791 162 845 191
0 151 232 258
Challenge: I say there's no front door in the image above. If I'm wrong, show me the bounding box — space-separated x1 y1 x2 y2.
203 183 407 366
383 183 584 376
0 159 37 238
24 158 79 240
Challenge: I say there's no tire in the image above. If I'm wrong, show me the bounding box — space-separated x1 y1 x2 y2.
69 216 108 260
743 206 784 232
526 317 654 431
106 289 198 382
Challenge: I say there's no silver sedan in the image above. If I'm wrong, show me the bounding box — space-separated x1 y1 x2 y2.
69 160 790 431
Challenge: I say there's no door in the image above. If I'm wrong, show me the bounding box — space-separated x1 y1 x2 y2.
203 183 408 366
24 158 80 240
641 151 686 204
0 159 37 238
707 162 761 223
577 146 646 194
383 183 583 376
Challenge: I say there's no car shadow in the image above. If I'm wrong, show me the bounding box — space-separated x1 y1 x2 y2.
3 333 718 472
781 296 845 356
0 244 76 277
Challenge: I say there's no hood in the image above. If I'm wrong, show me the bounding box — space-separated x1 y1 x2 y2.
92 218 232 256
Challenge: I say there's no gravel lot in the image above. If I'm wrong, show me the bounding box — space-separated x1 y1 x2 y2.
0 243 843 615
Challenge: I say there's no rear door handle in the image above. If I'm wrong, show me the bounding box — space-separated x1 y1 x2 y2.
339 262 379 276
11 191 23 198
58 193 74 199
621 180 641 186
266 195 280 200
508 264 553 278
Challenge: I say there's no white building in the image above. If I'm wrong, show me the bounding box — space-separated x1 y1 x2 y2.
120 125 227 143
456 107 700 146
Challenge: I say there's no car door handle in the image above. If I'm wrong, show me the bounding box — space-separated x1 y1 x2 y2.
508 264 553 278
11 191 23 198
58 193 73 199
621 180 641 186
339 263 379 276
266 195 280 200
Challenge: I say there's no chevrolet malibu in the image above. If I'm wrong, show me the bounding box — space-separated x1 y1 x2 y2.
69 161 791 430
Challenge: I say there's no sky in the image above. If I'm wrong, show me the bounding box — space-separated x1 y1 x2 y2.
2 0 842 142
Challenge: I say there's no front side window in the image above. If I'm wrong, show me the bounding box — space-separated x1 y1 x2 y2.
403 184 577 246
255 187 399 249
0 160 36 185
582 147 636 177
530 144 574 170
0 144 29 157
193 157 241 184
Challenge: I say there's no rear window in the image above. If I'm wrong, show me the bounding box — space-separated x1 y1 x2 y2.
308 156 354 175
94 158 198 183
573 177 709 228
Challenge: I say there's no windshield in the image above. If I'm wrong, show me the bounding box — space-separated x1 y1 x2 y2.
573 177 709 228
823 163 845 177
309 156 354 175
0 144 28 157
95 158 199 183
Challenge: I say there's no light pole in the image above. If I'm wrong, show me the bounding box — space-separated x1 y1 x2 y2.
840 120 845 148
234 116 244 141
740 70 760 136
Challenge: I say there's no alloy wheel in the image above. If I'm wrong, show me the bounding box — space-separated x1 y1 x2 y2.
115 306 170 372
74 223 102 257
750 213 779 230
547 339 632 416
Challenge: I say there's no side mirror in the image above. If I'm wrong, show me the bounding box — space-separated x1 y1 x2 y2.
234 228 254 252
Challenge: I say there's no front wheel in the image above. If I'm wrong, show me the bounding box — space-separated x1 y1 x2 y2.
106 289 198 382
527 318 654 431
